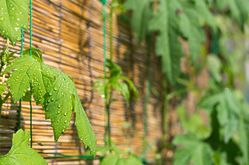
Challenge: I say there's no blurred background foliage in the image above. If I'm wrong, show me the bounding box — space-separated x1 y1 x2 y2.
121 0 249 164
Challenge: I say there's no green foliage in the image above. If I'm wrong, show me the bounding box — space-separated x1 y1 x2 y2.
173 134 213 165
124 0 151 42
0 84 6 96
177 105 211 139
0 129 47 165
199 89 240 143
125 0 216 84
124 0 249 164
101 154 142 165
99 144 143 165
174 88 249 165
95 59 138 102
207 55 222 82
0 0 29 43
148 0 183 84
0 47 15 68
4 48 96 154
179 0 215 61
215 0 249 27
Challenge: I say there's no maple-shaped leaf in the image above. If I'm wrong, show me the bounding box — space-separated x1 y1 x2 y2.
5 48 96 154
149 0 183 84
42 66 96 154
173 134 213 165
4 52 47 104
124 0 152 42
0 0 29 43
198 88 240 143
0 129 47 165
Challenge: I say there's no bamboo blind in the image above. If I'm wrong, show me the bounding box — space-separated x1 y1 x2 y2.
0 0 162 164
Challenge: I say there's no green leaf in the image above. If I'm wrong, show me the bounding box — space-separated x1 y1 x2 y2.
0 47 15 66
0 83 6 96
149 0 183 84
173 134 213 165
0 129 47 165
74 96 97 154
101 154 119 165
4 55 47 104
215 0 240 24
41 64 96 154
177 105 211 139
179 2 206 61
199 89 240 143
207 55 222 82
5 49 96 154
124 0 152 42
100 154 142 165
114 82 130 101
239 114 249 164
192 0 216 29
117 156 142 165
0 0 29 43
95 59 137 102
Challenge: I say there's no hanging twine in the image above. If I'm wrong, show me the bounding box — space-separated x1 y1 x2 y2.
99 0 110 146
17 28 25 130
29 0 33 147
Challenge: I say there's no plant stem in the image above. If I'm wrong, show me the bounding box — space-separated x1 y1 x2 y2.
161 80 168 138
104 88 113 149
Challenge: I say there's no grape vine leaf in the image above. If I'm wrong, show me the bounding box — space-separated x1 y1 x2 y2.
0 0 29 43
173 134 213 165
0 129 47 165
5 48 96 154
149 0 183 84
